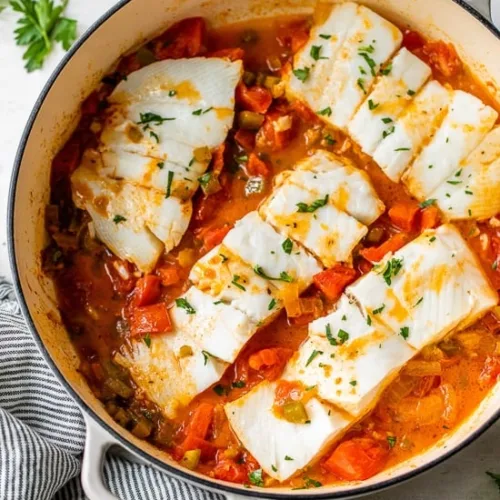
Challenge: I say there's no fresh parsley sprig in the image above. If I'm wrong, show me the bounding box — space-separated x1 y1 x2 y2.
10 0 77 72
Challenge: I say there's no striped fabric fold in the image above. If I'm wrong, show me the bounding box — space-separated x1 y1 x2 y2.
0 280 223 500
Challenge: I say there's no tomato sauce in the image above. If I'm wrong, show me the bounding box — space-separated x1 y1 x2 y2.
43 12 500 490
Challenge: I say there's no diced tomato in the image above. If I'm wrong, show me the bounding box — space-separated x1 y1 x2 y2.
211 143 226 177
274 380 303 405
185 403 214 440
479 356 500 387
357 258 374 275
324 438 389 481
388 201 420 232
81 91 101 116
247 152 271 177
156 264 181 287
153 17 206 60
482 312 500 333
175 435 217 461
132 275 161 307
129 303 172 336
198 224 232 253
234 129 256 150
277 20 310 54
256 110 296 151
402 30 425 51
213 457 248 483
291 100 321 124
236 82 273 114
313 265 358 301
248 347 293 381
422 41 462 77
104 259 136 295
193 190 226 223
208 47 245 61
360 233 409 263
412 375 440 398
420 205 440 230
232 357 250 384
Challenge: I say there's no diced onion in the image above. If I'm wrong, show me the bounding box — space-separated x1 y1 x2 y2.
404 360 442 377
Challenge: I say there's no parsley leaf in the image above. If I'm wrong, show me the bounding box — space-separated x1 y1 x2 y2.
11 0 77 72
248 469 264 487
268 298 277 310
310 45 327 61
284 455 294 461
143 333 151 348
231 275 246 291
387 436 397 448
253 265 294 283
303 476 322 488
419 198 436 209
201 350 216 365
357 78 367 94
213 384 228 396
165 171 174 198
399 326 410 340
232 380 246 388
380 62 392 75
373 304 385 315
175 297 196 314
282 238 293 254
306 349 323 367
113 214 126 224
296 194 329 213
317 106 332 117
137 112 175 126
293 67 310 82
379 258 403 286
368 99 379 110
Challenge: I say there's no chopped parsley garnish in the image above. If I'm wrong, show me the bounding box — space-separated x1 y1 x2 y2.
399 326 410 340
357 78 367 94
168 90 177 97
447 180 461 185
380 257 403 286
387 436 397 448
465 190 473 195
303 476 322 488
213 384 228 396
317 106 332 117
268 298 277 310
382 126 395 139
366 315 372 326
149 130 160 143
338 329 349 344
414 297 424 307
359 66 367 75
113 215 126 224
358 44 375 53
380 62 392 75
486 471 500 492
407 89 416 96
305 349 323 367
284 455 294 461
349 380 357 386
342 315 347 321
428 164 434 169
220 253 229 263
232 380 246 388
373 304 385 315
157 161 164 169
395 147 410 152
235 154 248 164
310 45 327 60
143 333 151 348
319 34 331 39
381 117 393 124
137 112 175 126
165 171 174 198
175 297 196 314
271 465 278 472
192 109 203 116
231 275 246 291
429 236 436 242
455 169 462 177
201 350 216 365
253 265 293 283
419 198 436 209
198 172 212 187
282 238 293 254
293 67 310 82
296 194 329 213
189 157 196 167
323 134 336 145
358 51 377 76
368 99 379 110
248 469 264 487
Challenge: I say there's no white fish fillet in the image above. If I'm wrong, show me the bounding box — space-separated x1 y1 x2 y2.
348 48 431 156
402 90 498 200
223 212 322 291
189 245 282 325
285 296 415 417
372 80 451 182
71 166 191 272
116 332 228 419
225 381 352 482
288 2 402 130
169 286 257 364
432 127 500 220
277 150 385 225
261 181 367 267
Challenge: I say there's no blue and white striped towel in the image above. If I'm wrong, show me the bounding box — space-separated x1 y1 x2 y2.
0 280 222 500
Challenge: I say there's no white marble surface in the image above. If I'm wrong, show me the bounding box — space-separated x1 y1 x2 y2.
0 1 498 498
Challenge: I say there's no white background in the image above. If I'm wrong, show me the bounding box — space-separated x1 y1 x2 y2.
0 1 499 498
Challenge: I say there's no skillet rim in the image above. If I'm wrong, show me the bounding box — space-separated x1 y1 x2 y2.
7 0 500 497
